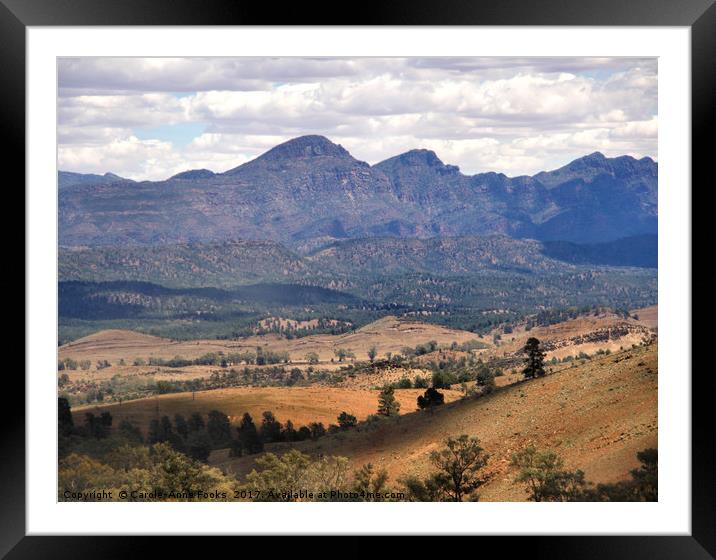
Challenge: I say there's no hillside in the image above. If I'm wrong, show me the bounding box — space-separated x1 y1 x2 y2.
58 170 133 189
59 135 657 247
58 240 313 287
307 235 572 274
488 310 656 361
542 234 657 268
211 343 658 501
72 385 464 432
58 235 657 290
59 316 487 365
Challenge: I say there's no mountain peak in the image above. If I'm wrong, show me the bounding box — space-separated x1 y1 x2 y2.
376 149 459 175
570 152 608 167
257 135 351 161
585 151 606 160
170 169 216 181
397 149 445 167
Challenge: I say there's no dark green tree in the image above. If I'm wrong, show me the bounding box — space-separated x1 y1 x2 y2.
630 448 658 501
522 337 546 379
337 411 357 430
160 416 174 441
147 418 162 443
476 366 496 394
429 435 489 501
352 463 390 501
58 397 74 437
399 475 446 502
309 422 326 440
414 376 429 389
377 386 400 417
237 413 263 454
282 420 298 442
511 446 587 501
187 412 205 433
229 437 244 458
117 420 143 443
174 414 189 439
206 410 232 447
84 412 111 439
367 346 377 363
186 430 213 462
259 411 283 443
417 387 445 412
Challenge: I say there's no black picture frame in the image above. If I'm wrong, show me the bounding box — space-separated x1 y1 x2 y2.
6 0 710 554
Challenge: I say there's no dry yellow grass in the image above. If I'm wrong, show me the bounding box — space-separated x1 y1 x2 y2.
59 316 487 367
633 305 658 329
73 385 464 432
211 343 657 501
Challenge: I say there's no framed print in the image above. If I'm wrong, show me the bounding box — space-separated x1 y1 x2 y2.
7 0 712 553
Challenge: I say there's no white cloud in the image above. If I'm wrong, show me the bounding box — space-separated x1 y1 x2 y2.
57 57 658 179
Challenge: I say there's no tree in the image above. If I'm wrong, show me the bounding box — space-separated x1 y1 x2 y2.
229 437 244 458
305 352 319 365
334 348 348 362
187 412 205 433
260 411 283 443
147 418 162 443
117 420 143 443
58 397 74 437
367 346 377 363
429 435 489 501
337 411 357 430
414 376 429 389
431 370 456 389
399 475 446 502
84 411 112 439
98 412 112 435
206 410 232 447
630 448 657 501
282 420 298 442
352 463 390 501
160 416 174 441
242 449 349 501
174 414 189 439
511 446 587 501
417 387 445 412
396 378 412 389
186 430 213 462
377 386 400 417
147 416 172 443
476 365 496 394
237 413 263 454
309 422 326 440
288 368 303 386
522 337 546 379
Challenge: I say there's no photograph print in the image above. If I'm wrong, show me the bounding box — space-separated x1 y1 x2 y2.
57 56 658 503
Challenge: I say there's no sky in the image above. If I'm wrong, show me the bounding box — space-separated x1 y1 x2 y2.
57 57 657 181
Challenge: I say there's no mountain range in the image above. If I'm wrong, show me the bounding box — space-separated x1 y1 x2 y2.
58 135 657 249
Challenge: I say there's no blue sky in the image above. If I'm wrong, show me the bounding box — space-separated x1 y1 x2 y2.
57 57 657 181
134 122 206 148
